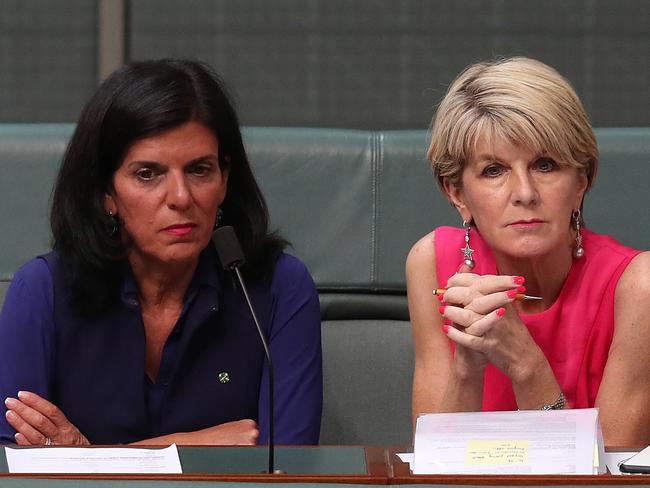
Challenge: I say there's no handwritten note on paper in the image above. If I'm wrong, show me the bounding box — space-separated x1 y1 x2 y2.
413 409 600 474
466 440 529 466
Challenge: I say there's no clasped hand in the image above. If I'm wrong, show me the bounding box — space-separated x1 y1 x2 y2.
439 272 541 381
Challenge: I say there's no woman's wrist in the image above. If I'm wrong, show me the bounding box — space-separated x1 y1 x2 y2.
441 363 484 412
510 349 564 410
450 356 485 391
452 361 486 386
508 344 547 385
453 360 486 382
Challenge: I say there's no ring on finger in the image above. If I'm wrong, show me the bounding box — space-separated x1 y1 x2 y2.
44 437 53 446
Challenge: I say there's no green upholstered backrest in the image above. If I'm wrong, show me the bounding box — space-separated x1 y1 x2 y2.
0 125 73 283
1 125 648 294
0 125 648 445
243 129 456 293
583 128 650 249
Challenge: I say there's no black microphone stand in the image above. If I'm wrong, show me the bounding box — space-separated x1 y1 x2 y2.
213 226 278 474
231 265 276 474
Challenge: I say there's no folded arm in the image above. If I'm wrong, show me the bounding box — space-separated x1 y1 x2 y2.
6 391 259 446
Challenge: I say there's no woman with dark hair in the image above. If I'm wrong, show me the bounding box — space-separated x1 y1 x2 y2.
0 59 322 446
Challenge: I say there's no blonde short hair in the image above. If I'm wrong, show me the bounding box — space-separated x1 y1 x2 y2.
428 57 598 191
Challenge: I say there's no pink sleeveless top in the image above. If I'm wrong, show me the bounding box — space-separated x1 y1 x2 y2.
435 226 641 410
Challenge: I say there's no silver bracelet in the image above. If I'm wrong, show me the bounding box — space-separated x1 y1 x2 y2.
541 392 566 410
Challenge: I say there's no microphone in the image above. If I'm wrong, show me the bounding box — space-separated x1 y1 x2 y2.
213 225 278 474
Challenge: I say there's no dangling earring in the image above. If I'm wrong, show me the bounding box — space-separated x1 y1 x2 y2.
213 208 223 230
106 211 119 237
572 209 585 259
461 220 476 269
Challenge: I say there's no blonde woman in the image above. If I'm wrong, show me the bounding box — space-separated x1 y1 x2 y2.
407 57 650 446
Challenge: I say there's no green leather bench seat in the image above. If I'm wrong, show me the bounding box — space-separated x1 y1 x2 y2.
0 125 648 446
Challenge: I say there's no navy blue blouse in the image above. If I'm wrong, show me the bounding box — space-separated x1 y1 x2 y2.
0 247 322 445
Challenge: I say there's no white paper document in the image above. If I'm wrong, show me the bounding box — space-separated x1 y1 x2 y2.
397 452 414 465
413 409 603 475
4 444 182 474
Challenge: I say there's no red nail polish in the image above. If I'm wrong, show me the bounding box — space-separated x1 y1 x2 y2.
442 324 450 334
517 286 526 293
507 289 518 299
436 294 444 301
439 305 447 315
513 276 525 285
496 307 506 317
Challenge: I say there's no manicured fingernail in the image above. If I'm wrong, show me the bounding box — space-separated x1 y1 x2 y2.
436 294 444 301
442 324 450 334
496 307 506 317
507 290 518 299
517 286 526 293
513 276 525 285
5 397 17 408
17 391 26 399
439 305 447 315
6 410 16 420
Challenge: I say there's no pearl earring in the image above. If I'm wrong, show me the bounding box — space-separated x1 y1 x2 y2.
572 209 585 259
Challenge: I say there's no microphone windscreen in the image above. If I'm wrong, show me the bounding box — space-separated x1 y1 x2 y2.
213 225 246 270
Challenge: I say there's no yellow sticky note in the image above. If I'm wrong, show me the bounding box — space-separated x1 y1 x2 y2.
466 440 529 466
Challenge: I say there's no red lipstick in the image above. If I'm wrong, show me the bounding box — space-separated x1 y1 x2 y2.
163 224 196 236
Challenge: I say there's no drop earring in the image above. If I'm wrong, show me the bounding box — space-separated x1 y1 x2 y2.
461 220 476 269
106 211 119 237
213 208 223 230
572 209 585 259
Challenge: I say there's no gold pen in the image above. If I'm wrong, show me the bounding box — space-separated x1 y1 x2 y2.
432 288 543 301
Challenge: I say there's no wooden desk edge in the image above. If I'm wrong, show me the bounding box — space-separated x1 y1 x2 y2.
0 445 390 484
3 445 649 484
388 446 650 485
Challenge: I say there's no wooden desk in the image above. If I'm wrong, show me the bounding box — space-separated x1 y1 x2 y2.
388 447 650 486
0 445 388 484
2 446 650 486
